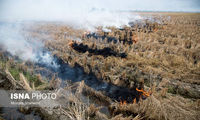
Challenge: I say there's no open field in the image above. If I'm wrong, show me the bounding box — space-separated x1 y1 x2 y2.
0 12 200 120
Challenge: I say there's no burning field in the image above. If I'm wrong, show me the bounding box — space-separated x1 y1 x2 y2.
0 1 200 120
0 12 199 120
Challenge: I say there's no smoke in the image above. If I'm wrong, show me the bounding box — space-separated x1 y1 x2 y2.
76 10 142 31
0 23 35 60
0 0 142 67
0 23 59 68
0 0 144 31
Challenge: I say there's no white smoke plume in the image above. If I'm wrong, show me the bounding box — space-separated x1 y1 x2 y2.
0 0 143 31
0 0 196 67
0 23 36 60
0 0 143 65
0 23 59 68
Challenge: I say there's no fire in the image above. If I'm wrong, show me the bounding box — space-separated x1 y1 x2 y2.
123 101 127 105
120 98 136 105
133 98 136 104
131 35 138 43
120 100 127 105
68 41 74 47
119 88 151 106
136 88 152 97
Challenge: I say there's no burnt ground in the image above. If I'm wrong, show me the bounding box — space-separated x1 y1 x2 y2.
0 12 200 120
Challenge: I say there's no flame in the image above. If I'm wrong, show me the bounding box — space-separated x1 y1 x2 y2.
132 35 138 43
68 41 74 47
133 98 136 104
118 88 151 106
120 100 127 105
136 88 151 97
123 101 127 105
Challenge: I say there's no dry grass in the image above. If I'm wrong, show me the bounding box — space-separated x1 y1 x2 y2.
110 92 200 120
13 12 200 119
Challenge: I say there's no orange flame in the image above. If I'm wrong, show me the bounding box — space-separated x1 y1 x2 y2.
132 35 138 43
68 41 74 47
123 101 127 105
120 100 127 105
133 98 136 104
136 88 151 97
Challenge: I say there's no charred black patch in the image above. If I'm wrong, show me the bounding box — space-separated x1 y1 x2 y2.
86 32 118 44
86 32 134 45
45 57 140 103
71 42 127 58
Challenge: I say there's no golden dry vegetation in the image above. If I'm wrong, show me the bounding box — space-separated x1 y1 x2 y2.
1 12 200 120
